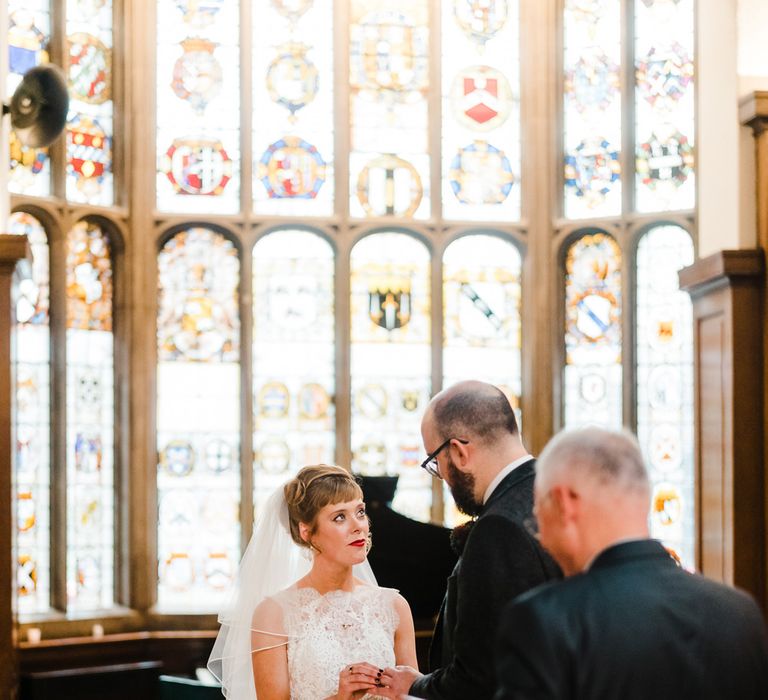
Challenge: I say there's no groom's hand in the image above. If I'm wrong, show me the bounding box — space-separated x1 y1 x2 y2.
378 665 421 699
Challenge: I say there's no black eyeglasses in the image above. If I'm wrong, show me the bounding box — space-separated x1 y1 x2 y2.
420 438 469 479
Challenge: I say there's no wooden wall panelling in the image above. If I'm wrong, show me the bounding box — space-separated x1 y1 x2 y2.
741 91 768 612
0 235 32 700
679 250 765 610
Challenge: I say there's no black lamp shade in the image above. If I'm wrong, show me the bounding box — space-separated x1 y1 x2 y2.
7 65 69 149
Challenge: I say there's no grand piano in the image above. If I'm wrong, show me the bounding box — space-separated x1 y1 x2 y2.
358 476 458 667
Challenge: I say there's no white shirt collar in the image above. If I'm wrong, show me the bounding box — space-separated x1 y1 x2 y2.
482 454 534 504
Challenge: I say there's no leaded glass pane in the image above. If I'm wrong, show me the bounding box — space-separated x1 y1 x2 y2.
635 0 695 212
156 1 241 214
349 0 430 219
636 225 694 568
350 233 431 520
563 232 622 428
66 0 114 205
11 212 51 615
252 1 333 216
252 230 335 512
563 0 621 219
443 232 522 525
8 1 52 196
156 228 240 611
65 220 114 611
441 2 520 222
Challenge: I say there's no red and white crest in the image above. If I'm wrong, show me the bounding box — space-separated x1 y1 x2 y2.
450 65 513 131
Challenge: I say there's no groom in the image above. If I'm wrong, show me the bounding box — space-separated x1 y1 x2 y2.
380 381 561 700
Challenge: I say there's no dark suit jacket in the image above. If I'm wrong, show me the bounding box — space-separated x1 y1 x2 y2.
409 460 562 700
494 539 768 700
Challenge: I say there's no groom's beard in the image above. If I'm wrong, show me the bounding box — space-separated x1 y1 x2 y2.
445 455 481 517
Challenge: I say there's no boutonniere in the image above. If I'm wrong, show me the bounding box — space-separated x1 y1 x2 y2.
450 519 477 556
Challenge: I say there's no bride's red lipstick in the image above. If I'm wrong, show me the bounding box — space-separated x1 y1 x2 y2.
349 539 366 547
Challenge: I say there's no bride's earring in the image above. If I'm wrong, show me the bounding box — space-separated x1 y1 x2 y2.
365 532 373 555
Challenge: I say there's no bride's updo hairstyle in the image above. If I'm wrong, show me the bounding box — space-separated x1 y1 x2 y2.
284 465 363 549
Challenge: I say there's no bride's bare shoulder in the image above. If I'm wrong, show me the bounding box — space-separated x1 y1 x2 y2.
252 596 281 621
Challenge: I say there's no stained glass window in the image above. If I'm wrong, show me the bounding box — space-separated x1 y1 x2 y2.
252 230 335 512
443 232 522 524
350 232 431 520
252 1 334 216
563 232 622 429
441 1 521 222
66 0 114 206
443 234 522 399
65 220 114 610
636 225 694 568
563 0 622 219
156 228 240 611
11 212 51 615
8 1 52 196
156 0 240 214
635 0 695 212
349 0 430 219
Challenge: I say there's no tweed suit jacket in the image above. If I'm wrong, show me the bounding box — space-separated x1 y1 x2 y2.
409 460 562 700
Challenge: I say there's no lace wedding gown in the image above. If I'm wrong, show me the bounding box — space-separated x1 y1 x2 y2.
270 584 399 700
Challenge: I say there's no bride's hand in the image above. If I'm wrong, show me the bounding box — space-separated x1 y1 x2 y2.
335 662 382 699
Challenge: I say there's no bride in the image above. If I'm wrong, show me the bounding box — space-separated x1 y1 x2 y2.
208 464 418 699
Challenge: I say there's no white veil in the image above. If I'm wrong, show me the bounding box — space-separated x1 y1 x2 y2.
207 482 377 699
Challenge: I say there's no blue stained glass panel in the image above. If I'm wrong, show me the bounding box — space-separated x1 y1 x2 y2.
442 1 521 222
563 232 622 428
156 0 241 214
563 0 622 218
66 0 115 205
252 0 334 216
8 1 52 196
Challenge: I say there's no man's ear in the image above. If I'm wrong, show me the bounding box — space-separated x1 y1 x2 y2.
551 483 580 523
451 437 471 468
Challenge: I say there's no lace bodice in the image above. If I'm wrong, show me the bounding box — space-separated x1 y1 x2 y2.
272 585 399 700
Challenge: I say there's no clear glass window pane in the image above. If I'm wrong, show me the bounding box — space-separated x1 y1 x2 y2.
11 212 51 615
442 232 522 524
65 220 114 611
252 230 335 513
349 0 430 219
634 0 695 212
156 228 241 611
441 2 521 222
636 225 694 568
350 232 432 520
563 232 622 428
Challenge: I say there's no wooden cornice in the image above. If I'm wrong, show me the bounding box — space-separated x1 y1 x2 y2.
740 91 768 135
679 249 765 299
0 234 29 269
